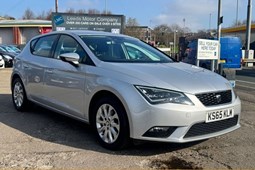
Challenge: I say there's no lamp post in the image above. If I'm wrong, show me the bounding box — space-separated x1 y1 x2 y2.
173 30 178 58
245 0 252 51
236 0 239 25
55 0 58 13
215 0 222 72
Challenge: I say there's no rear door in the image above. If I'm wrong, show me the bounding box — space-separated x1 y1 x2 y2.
24 34 59 103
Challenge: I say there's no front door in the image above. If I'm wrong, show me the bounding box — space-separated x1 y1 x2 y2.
43 35 87 118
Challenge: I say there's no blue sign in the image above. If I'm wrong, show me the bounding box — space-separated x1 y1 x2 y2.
54 15 64 26
52 12 124 33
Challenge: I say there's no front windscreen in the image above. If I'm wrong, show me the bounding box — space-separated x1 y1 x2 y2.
80 35 173 63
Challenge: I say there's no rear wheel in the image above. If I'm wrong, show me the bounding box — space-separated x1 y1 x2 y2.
92 96 130 150
12 78 29 111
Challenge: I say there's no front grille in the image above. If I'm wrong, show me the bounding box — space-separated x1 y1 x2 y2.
196 90 232 106
184 115 238 138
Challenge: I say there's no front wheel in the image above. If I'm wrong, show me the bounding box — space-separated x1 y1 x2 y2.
92 97 130 150
12 78 29 111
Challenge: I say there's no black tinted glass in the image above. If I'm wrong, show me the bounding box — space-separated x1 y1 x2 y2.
80 35 173 63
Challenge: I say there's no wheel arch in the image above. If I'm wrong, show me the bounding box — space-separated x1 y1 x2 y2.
11 72 29 100
88 90 131 135
11 73 22 88
11 72 30 111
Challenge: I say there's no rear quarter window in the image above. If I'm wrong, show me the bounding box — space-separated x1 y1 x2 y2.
31 35 58 58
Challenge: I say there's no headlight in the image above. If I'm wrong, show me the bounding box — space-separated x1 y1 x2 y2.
135 85 194 105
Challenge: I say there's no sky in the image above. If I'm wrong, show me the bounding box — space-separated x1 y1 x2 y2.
0 0 254 32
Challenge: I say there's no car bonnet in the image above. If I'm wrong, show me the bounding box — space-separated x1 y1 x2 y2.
100 62 232 94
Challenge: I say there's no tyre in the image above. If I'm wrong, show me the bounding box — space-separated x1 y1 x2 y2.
12 78 29 111
92 96 130 150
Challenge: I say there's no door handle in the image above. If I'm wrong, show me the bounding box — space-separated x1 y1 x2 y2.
23 64 30 69
45 69 54 74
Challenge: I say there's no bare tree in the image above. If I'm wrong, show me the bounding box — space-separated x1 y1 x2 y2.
126 17 139 27
3 15 15 20
88 9 100 14
22 8 35 19
36 9 52 20
65 8 76 14
21 7 113 20
183 27 191 34
36 11 46 20
45 9 53 20
153 24 172 47
124 17 141 38
102 10 112 15
170 24 184 34
65 8 110 15
76 9 87 14
231 19 255 27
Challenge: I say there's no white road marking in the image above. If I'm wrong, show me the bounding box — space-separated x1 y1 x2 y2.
236 84 255 90
236 80 255 90
236 80 255 89
236 80 255 85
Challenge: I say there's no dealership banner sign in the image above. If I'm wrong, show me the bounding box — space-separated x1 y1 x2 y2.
52 12 125 34
197 39 219 60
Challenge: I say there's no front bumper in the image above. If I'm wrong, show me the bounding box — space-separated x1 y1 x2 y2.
129 93 241 143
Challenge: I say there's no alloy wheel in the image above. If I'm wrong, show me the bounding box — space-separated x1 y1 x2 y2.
13 81 24 108
96 104 120 144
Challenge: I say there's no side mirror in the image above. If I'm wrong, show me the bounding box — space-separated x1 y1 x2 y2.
59 53 79 65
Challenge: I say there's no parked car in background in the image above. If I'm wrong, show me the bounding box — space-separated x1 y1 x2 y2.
0 46 16 68
11 30 241 150
0 55 4 68
7 45 21 53
0 45 17 59
0 54 13 67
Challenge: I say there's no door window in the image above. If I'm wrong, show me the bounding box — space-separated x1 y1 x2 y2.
54 35 90 64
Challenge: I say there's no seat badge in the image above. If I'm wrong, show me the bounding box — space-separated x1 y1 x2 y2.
215 94 221 103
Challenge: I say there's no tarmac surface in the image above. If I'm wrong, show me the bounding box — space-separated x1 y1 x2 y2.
0 68 255 169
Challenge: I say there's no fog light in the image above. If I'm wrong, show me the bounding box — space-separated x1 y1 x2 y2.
143 126 177 138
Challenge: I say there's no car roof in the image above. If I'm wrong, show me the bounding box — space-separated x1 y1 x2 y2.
60 30 129 37
33 30 133 40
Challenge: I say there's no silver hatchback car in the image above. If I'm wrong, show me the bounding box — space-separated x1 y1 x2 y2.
11 30 241 150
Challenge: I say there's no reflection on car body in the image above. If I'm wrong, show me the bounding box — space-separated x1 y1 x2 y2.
11 30 241 150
